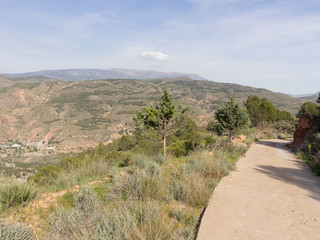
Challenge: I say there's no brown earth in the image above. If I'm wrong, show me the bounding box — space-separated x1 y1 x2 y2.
197 139 320 240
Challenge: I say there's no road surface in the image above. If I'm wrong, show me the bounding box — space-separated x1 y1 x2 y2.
197 139 320 240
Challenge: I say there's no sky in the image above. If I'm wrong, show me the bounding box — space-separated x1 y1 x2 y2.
0 0 319 94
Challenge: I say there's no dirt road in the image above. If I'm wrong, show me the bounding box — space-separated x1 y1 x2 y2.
197 139 320 240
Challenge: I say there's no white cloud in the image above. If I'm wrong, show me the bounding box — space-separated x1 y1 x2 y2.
140 51 170 61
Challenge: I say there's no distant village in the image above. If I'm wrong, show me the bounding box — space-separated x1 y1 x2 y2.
0 141 57 158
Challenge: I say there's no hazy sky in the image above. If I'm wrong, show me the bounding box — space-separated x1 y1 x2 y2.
0 0 319 94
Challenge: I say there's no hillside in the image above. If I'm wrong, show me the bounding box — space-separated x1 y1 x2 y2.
0 75 65 88
3 68 206 81
299 93 319 101
0 76 306 151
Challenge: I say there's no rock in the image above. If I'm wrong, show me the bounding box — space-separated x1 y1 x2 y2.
291 114 320 147
231 134 246 145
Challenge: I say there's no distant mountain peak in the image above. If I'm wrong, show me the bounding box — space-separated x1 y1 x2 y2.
3 68 206 81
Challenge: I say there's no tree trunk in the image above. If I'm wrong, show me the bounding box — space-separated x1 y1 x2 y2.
163 136 166 157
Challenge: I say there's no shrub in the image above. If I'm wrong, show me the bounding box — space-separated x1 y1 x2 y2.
170 180 189 202
58 157 82 171
90 208 136 240
57 192 75 209
0 182 36 212
28 164 62 185
50 188 100 239
132 154 151 169
111 166 163 201
0 221 34 240
116 135 137 151
152 153 166 165
204 136 217 149
105 151 133 167
167 140 188 157
130 201 192 240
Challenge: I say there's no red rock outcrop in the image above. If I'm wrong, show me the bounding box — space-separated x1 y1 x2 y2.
292 114 320 147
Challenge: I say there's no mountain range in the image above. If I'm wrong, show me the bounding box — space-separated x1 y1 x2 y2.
3 68 206 82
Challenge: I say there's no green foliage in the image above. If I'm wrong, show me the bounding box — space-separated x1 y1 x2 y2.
206 120 224 136
276 109 293 121
204 136 217 149
0 182 36 212
134 87 190 155
245 95 292 127
167 140 188 157
296 151 320 176
58 157 82 171
273 120 297 135
260 97 277 122
0 221 35 240
173 117 203 150
104 151 133 167
28 165 62 185
116 135 137 151
244 95 263 126
152 153 166 165
296 101 320 118
57 192 75 209
213 96 248 139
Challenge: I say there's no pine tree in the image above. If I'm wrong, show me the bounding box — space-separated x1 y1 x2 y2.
213 96 248 140
134 87 189 156
296 102 320 118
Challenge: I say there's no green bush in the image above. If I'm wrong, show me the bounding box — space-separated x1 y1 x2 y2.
0 182 36 212
167 140 188 157
105 151 133 167
204 136 217 149
28 165 62 185
58 157 82 171
116 135 137 151
0 221 35 240
57 192 75 209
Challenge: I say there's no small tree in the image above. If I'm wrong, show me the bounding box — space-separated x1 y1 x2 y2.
213 96 248 140
134 88 189 156
244 95 263 127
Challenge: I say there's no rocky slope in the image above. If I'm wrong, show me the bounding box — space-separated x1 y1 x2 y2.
0 76 306 150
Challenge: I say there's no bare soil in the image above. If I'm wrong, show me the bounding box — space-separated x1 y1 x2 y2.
197 139 320 240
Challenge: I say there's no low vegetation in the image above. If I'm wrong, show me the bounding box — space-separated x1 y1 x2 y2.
0 182 37 213
0 221 35 240
0 89 280 239
0 90 254 240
